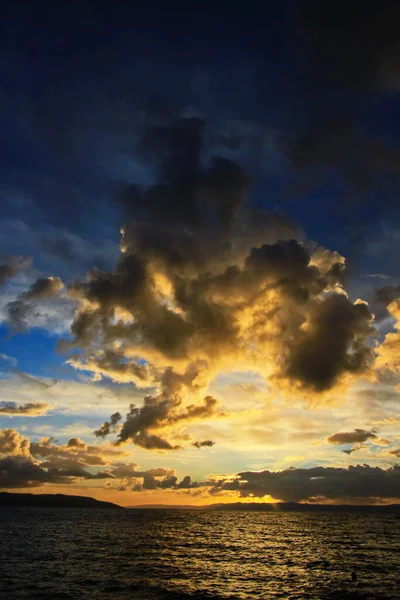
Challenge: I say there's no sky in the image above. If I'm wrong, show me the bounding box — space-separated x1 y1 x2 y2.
1 0 400 506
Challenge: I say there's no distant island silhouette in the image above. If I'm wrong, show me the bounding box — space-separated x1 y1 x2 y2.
0 492 122 510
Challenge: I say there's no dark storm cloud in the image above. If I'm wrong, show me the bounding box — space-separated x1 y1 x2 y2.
66 118 304 365
0 402 51 416
68 122 373 395
327 428 378 445
193 440 215 449
216 465 400 502
94 411 122 438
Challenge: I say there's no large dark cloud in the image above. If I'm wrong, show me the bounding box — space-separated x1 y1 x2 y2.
216 465 400 502
64 118 374 399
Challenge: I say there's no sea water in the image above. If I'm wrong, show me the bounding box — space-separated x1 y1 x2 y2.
1 508 399 599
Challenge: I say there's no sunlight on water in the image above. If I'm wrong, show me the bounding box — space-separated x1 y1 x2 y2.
1 508 399 599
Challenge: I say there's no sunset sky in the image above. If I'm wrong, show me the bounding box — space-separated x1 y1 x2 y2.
1 1 400 506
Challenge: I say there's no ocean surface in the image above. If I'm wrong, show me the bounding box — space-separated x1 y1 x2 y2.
1 508 400 600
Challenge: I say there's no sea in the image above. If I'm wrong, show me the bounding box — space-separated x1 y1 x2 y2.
0 508 400 600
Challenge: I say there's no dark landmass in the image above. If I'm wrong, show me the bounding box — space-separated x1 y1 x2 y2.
0 492 122 510
130 502 400 513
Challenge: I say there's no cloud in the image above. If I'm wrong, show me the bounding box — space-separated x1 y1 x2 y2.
216 464 400 502
0 402 51 416
0 456 112 489
376 300 400 372
128 472 208 492
193 440 215 449
23 276 64 300
375 284 400 306
67 349 155 386
62 116 374 402
29 435 128 469
94 412 122 438
106 462 400 503
12 372 59 388
113 370 224 450
0 429 30 457
6 276 65 330
0 428 186 491
0 257 31 287
327 429 378 445
343 448 358 455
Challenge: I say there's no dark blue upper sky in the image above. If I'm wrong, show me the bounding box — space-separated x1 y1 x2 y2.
1 0 400 277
